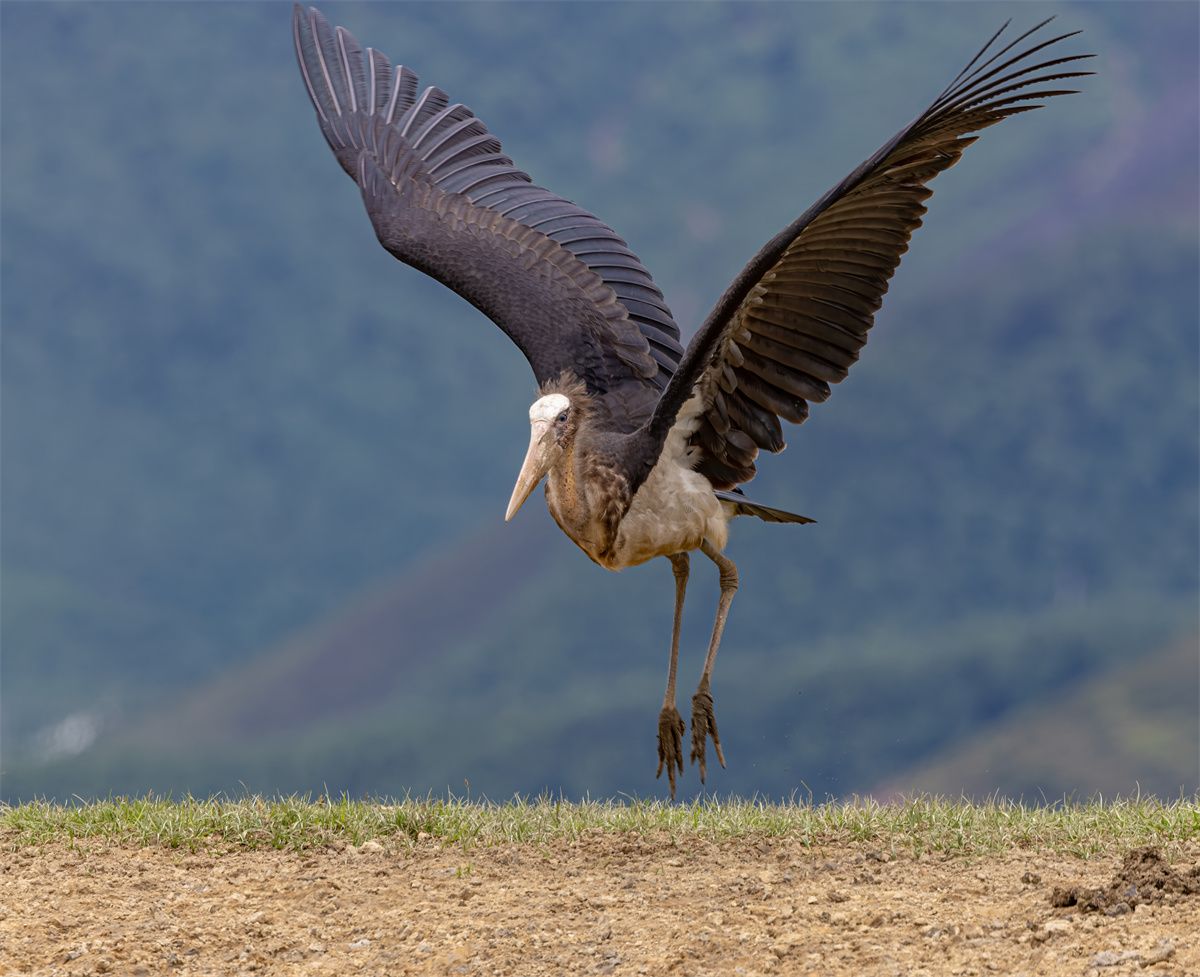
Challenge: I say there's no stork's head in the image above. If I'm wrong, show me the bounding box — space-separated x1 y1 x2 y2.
505 393 573 521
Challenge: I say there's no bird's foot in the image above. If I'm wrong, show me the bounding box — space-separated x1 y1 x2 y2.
656 705 686 799
690 683 726 784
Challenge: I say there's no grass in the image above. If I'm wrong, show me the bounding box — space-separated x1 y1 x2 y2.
2 794 1197 857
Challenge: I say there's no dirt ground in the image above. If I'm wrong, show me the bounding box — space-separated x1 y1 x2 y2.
2 837 1197 977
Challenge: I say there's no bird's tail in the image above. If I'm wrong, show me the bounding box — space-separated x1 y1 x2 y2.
714 490 815 525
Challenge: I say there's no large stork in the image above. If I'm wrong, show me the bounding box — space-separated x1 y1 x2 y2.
292 6 1091 796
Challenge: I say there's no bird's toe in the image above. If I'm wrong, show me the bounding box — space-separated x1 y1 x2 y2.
656 705 686 798
690 685 726 783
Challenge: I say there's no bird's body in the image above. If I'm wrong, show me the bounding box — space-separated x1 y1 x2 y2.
538 385 729 571
292 5 1091 795
602 416 730 569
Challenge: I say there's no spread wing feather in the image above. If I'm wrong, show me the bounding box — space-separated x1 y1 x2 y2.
293 5 683 428
632 19 1092 490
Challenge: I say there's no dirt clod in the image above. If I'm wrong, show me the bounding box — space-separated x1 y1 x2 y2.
1142 939 1177 966
1050 847 1200 913
1093 948 1142 967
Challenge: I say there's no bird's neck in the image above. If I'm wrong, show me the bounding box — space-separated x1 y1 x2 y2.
546 435 585 525
544 434 627 566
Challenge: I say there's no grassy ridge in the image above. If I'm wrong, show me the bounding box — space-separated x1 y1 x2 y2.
3 796 1197 857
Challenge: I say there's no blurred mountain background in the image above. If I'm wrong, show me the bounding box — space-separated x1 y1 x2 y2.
2 1 1196 803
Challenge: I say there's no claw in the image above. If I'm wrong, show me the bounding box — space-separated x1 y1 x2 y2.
690 684 726 784
656 705 686 799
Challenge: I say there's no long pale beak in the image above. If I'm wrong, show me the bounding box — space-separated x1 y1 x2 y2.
505 420 553 521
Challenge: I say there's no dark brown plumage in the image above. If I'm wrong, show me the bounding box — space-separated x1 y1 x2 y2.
293 6 1091 796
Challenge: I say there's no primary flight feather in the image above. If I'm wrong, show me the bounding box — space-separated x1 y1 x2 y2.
293 6 1092 796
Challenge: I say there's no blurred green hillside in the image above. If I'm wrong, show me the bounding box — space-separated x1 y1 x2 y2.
2 2 1196 801
878 636 1199 801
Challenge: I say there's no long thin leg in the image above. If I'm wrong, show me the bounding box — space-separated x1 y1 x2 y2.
691 539 738 783
656 552 690 798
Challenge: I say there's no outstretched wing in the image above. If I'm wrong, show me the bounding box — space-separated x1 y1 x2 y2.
293 5 683 430
633 19 1093 489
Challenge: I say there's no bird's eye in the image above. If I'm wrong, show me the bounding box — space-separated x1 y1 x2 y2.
557 411 568 424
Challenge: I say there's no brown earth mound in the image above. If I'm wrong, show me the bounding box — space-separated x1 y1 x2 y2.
1050 846 1200 915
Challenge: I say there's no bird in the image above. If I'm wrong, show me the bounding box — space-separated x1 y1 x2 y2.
292 5 1092 797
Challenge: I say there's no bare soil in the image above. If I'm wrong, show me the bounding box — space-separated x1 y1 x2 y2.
2 837 1197 976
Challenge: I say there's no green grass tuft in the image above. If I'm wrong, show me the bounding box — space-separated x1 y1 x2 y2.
2 794 1196 856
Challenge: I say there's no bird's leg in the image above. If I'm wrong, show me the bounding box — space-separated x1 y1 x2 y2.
691 540 737 783
656 552 690 798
